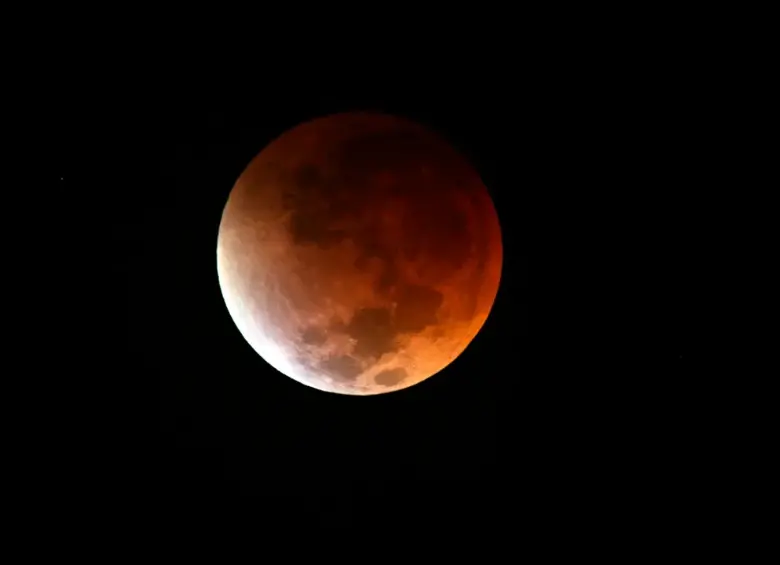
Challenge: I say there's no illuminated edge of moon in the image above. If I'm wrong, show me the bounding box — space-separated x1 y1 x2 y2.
216 240 500 396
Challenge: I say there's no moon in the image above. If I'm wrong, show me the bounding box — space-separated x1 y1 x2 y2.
217 112 502 395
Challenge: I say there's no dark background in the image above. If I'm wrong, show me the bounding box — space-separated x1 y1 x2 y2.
114 87 527 502
55 50 705 524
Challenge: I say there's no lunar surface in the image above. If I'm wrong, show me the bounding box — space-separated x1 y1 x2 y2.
217 112 502 395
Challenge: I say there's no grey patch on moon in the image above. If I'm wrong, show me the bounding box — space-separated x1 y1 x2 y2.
393 284 444 333
375 266 400 294
328 315 348 333
352 229 401 297
279 161 352 250
354 233 392 265
343 307 397 359
374 367 408 387
319 354 362 382
320 283 444 373
300 326 328 346
287 206 347 249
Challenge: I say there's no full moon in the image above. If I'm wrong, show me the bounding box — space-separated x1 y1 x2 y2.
217 112 502 395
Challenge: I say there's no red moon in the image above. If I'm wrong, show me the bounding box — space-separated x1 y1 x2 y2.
217 112 502 395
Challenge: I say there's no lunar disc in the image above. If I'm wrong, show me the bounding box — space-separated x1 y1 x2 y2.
217 112 502 395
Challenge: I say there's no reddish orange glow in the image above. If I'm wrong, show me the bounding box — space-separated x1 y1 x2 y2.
217 112 502 395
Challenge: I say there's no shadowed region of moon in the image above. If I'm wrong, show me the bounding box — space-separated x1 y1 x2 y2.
320 354 362 382
217 112 503 395
344 307 396 360
374 368 408 387
300 326 328 346
393 284 444 333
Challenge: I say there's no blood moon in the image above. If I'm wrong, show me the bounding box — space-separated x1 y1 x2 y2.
217 112 502 395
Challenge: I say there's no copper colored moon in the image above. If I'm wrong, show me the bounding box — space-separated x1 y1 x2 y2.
217 112 502 395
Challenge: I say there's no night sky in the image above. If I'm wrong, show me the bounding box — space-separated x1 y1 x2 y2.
79 61 698 525
105 85 522 510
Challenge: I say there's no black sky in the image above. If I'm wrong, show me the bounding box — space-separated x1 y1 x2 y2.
115 88 524 498
62 53 704 526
